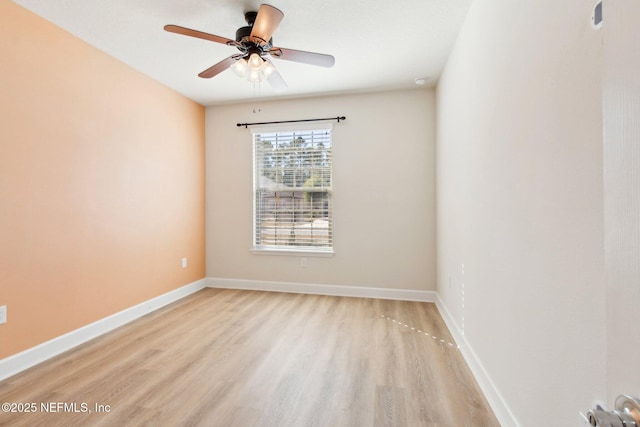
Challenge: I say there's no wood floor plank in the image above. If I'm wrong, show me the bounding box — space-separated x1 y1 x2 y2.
0 289 499 426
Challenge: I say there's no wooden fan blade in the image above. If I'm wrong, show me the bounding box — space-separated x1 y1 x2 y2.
198 56 237 78
164 25 237 46
263 60 288 92
249 4 284 45
269 47 335 68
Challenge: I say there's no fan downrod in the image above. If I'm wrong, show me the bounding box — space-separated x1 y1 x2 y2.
244 11 257 25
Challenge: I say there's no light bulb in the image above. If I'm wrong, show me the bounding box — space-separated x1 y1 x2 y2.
231 58 247 77
248 53 264 72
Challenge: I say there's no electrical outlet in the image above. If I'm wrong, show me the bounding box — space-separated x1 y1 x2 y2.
300 257 308 268
181 257 187 269
0 305 6 324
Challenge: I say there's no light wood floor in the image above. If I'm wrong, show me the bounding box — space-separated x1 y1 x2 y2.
0 289 499 427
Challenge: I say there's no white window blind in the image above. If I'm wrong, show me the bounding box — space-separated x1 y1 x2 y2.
253 127 333 252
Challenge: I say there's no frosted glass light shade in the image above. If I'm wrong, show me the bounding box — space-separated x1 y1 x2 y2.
248 53 264 72
262 60 276 77
231 58 247 77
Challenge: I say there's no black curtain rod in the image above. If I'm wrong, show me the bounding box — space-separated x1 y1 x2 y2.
236 116 346 128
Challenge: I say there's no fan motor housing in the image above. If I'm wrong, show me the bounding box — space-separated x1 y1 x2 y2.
235 25 273 50
235 26 252 43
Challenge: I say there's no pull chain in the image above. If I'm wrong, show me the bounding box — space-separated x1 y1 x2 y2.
252 81 262 114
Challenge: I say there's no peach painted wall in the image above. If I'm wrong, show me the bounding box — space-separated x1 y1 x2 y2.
0 1 205 359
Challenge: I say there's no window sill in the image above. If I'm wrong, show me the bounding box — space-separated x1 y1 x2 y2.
251 248 335 257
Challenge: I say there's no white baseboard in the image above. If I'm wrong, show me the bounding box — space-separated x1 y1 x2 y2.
207 277 436 302
0 278 207 382
2 277 515 427
435 293 520 427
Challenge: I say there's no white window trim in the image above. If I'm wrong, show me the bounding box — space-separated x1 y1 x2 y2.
250 122 334 256
250 247 335 257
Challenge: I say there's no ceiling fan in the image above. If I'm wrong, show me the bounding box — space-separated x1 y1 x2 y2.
164 4 335 92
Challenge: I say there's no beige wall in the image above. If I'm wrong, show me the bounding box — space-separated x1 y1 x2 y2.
206 90 436 290
0 1 206 359
436 0 605 424
603 0 640 404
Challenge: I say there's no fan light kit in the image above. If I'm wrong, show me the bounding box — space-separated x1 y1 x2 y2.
164 4 335 92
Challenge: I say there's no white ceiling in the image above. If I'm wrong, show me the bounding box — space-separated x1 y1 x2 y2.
12 0 473 106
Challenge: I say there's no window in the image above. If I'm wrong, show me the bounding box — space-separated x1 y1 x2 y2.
253 126 333 254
